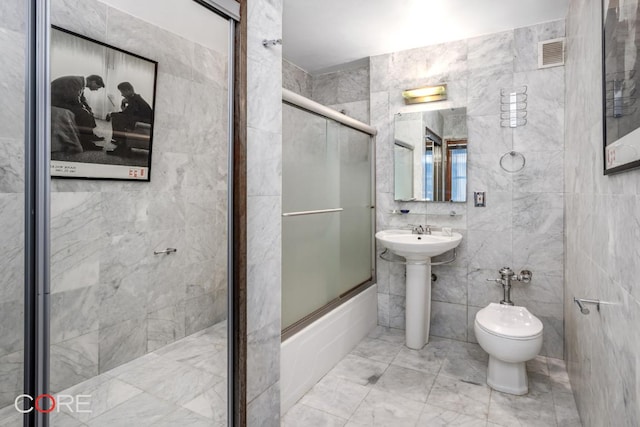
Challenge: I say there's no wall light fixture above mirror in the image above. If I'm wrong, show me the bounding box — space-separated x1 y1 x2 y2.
394 107 467 202
402 84 447 104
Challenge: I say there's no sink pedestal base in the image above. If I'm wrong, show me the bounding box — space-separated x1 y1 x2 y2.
405 261 431 349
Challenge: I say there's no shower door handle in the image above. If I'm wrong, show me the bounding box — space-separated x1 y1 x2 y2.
282 208 343 217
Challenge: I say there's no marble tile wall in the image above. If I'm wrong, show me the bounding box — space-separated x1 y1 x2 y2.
0 0 25 409
565 0 640 425
247 0 283 425
282 59 312 98
371 20 566 359
27 0 230 403
282 59 371 124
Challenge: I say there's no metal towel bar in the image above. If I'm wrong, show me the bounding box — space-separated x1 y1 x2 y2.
282 208 343 217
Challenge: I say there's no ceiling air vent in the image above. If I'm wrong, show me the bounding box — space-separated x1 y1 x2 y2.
538 38 565 68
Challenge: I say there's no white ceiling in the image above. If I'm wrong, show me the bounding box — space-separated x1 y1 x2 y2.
283 0 569 74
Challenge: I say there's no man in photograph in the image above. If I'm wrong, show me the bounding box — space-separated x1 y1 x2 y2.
106 82 153 157
51 74 105 151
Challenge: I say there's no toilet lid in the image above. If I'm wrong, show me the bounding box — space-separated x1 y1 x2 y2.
476 303 543 338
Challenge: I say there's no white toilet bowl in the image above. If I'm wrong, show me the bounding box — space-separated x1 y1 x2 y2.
474 303 543 395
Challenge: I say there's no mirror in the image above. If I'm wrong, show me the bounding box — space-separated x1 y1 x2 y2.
394 108 468 202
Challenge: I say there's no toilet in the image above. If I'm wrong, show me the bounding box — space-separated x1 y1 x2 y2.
474 303 543 395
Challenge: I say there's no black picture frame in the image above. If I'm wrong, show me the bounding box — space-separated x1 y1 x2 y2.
50 26 158 181
602 0 640 175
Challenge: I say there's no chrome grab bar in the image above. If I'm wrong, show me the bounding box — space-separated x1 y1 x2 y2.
282 208 343 217
154 248 177 255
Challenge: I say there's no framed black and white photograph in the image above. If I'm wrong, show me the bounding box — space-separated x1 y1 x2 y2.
50 26 158 181
603 0 640 174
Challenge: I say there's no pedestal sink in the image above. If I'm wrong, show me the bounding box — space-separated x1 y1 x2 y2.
375 229 462 349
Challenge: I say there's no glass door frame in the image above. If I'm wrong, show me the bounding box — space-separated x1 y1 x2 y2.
23 1 242 426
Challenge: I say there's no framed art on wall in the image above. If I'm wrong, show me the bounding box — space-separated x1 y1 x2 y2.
603 0 640 174
50 26 158 181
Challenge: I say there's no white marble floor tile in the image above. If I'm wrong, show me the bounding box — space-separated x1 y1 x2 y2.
373 364 436 404
366 326 406 345
488 390 557 427
300 374 370 419
351 337 403 364
294 335 582 427
113 351 222 405
87 392 178 427
346 389 424 427
50 411 86 426
526 355 549 376
282 403 347 427
327 354 389 387
417 403 487 426
60 375 143 423
552 390 582 427
427 374 491 419
0 404 21 427
182 379 227 425
391 338 450 374
153 407 217 427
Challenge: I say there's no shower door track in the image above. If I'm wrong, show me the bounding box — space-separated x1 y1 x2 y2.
281 279 375 342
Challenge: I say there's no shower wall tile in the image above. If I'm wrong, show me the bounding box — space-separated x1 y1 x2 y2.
0 0 25 33
0 351 22 409
43 0 230 394
336 65 370 104
0 245 22 303
311 73 339 106
326 100 370 124
99 317 147 373
283 58 312 98
371 21 565 356
147 302 186 352
51 237 103 294
50 287 99 344
51 0 107 41
107 8 195 80
0 29 26 142
185 290 224 336
0 137 24 194
0 300 23 357
51 192 103 243
50 331 99 393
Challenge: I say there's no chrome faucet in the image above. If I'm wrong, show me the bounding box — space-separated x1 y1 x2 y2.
409 224 431 235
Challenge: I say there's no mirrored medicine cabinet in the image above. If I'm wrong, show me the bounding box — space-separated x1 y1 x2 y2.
394 107 468 202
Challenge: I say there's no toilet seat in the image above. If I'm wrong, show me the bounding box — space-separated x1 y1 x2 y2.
475 303 543 340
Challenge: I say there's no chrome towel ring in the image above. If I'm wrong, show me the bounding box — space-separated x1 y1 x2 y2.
499 151 526 173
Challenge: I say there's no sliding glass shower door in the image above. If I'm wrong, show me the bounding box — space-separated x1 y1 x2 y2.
282 104 373 332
